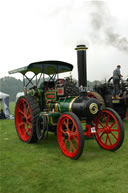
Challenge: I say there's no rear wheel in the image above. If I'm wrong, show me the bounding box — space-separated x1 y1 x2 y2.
95 108 124 151
15 96 40 143
57 112 84 160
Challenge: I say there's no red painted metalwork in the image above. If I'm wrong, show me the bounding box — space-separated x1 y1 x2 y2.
57 88 64 96
95 109 120 150
47 95 55 99
15 98 32 142
84 124 92 138
57 114 80 158
87 92 96 98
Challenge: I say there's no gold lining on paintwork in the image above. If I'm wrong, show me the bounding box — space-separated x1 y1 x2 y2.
47 102 51 111
55 103 58 112
38 89 40 96
51 117 57 126
40 112 58 126
32 89 35 96
45 91 56 103
75 47 88 51
69 96 79 112
112 100 120 104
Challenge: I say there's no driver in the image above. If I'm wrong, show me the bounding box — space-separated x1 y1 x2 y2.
112 65 123 99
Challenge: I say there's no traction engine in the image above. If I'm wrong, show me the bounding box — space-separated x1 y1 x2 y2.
9 45 125 160
89 77 128 120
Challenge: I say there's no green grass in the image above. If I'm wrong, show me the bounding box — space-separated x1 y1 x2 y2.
0 103 128 193
9 102 16 115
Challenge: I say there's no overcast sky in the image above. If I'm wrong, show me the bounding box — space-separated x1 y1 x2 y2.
0 0 128 81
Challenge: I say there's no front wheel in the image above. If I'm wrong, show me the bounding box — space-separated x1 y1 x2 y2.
95 108 124 151
15 96 40 143
57 112 84 160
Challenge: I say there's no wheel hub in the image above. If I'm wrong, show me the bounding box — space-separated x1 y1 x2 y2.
22 116 26 122
63 132 73 140
104 126 111 134
63 132 68 139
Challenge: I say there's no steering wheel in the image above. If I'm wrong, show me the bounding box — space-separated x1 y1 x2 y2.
108 76 124 86
108 76 113 83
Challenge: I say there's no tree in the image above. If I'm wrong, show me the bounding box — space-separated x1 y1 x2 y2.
0 77 23 101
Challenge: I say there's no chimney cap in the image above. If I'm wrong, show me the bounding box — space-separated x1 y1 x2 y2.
75 45 88 51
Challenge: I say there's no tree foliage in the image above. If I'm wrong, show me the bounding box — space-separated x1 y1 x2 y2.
0 76 23 101
0 76 102 102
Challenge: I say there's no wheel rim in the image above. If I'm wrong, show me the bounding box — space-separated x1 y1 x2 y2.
57 114 80 158
95 110 120 150
15 98 32 141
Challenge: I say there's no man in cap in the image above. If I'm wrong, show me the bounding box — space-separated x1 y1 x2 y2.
112 65 123 99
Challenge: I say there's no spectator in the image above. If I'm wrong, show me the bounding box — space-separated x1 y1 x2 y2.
0 109 6 119
112 65 123 99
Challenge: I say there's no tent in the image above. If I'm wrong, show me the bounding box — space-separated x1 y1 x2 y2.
16 92 24 101
0 92 10 118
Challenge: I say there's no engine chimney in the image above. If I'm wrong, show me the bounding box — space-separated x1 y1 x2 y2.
75 45 88 95
75 45 88 87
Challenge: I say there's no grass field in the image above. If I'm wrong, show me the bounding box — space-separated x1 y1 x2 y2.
0 102 128 193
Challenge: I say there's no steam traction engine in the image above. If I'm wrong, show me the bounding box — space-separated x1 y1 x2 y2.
89 77 128 120
9 45 124 160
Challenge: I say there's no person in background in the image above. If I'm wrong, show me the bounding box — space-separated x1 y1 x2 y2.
112 65 123 99
0 109 6 119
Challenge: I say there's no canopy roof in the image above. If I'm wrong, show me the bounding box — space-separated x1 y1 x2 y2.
8 60 73 75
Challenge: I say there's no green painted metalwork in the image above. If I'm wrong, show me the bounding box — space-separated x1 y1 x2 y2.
40 111 61 126
8 61 73 75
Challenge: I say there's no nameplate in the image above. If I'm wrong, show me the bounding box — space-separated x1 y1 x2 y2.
112 100 120 104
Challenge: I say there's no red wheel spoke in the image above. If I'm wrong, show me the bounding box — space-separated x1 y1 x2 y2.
110 121 116 128
19 109 24 116
106 114 110 125
25 124 31 136
64 139 68 146
98 120 104 128
18 122 25 127
108 134 112 146
111 132 118 140
26 107 29 116
26 115 32 121
23 131 26 137
25 123 28 130
26 120 32 126
96 128 104 133
73 136 78 143
103 114 107 122
111 129 119 132
64 119 69 131
69 140 76 153
28 128 32 135
70 131 77 137
61 129 66 134
23 101 26 114
99 131 105 139
71 124 75 132
26 110 32 119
